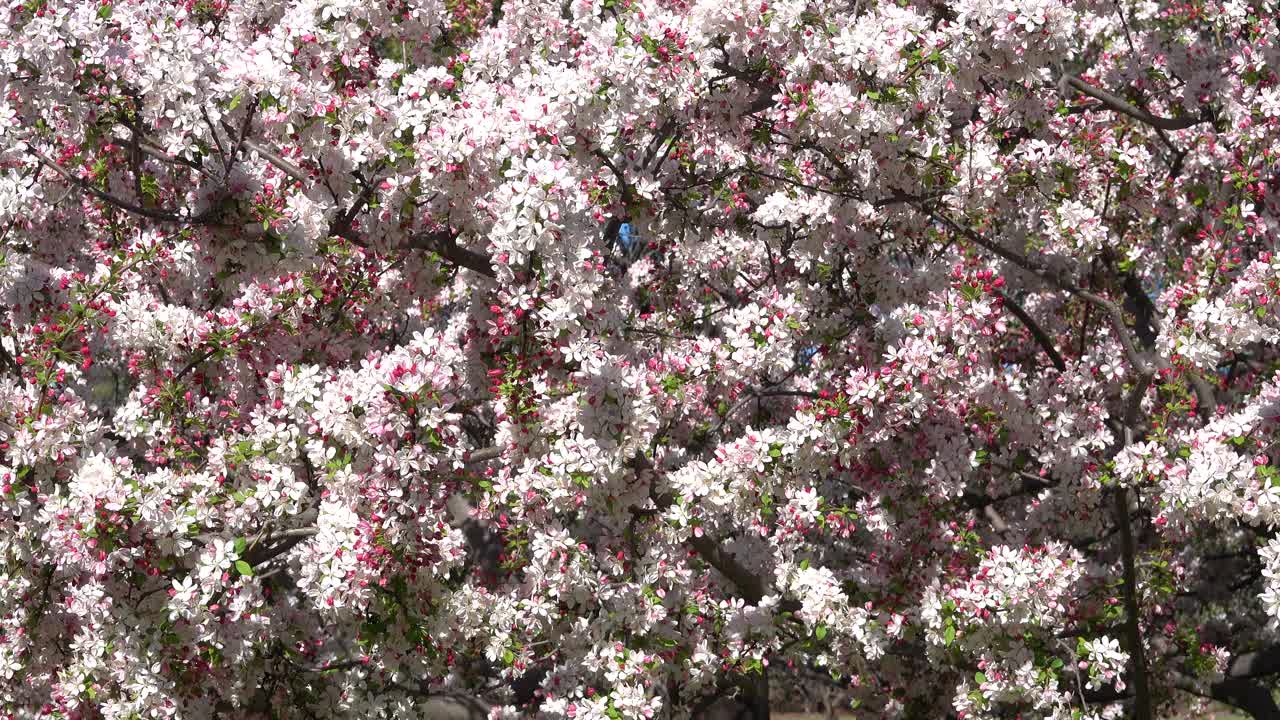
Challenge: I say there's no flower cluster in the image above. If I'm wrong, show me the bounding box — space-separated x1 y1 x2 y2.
4 0 1280 718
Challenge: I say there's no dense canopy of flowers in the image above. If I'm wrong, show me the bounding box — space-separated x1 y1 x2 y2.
3 0 1280 718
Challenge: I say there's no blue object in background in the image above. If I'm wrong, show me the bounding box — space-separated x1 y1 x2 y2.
618 222 637 253
797 346 819 368
1143 270 1165 302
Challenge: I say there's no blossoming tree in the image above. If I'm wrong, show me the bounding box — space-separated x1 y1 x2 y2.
3 0 1280 718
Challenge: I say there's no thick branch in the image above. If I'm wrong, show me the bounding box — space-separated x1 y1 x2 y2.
1174 672 1280 720
1076 288 1153 376
689 533 767 604
408 230 496 278
1113 486 1152 720
1229 644 1280 679
1118 270 1215 422
631 453 775 606
385 686 491 719
1111 375 1154 720
0 340 21 377
330 173 380 240
961 472 1057 510
1207 677 1280 720
463 446 503 466
1062 75 1209 131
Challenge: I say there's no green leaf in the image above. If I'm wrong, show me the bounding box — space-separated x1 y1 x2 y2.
97 3 112 19
944 624 956 646
234 537 247 555
975 672 987 684
814 624 827 640
234 560 253 577
139 174 160 200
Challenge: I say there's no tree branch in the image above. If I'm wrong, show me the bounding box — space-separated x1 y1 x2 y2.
630 452 776 607
1113 484 1153 720
463 446 503 466
1228 644 1280 679
995 290 1066 372
1062 75 1210 132
1174 672 1280 720
1110 375 1155 720
111 135 205 172
1118 269 1215 422
220 123 311 186
31 150 221 225
408 229 496 278
927 208 1152 376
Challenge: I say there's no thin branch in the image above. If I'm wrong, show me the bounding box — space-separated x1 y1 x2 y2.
315 157 340 203
221 126 310 187
592 148 636 209
30 150 222 225
995 290 1066 372
227 104 258 177
926 208 1152 376
201 105 228 166
1057 638 1091 710
112 135 204 172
